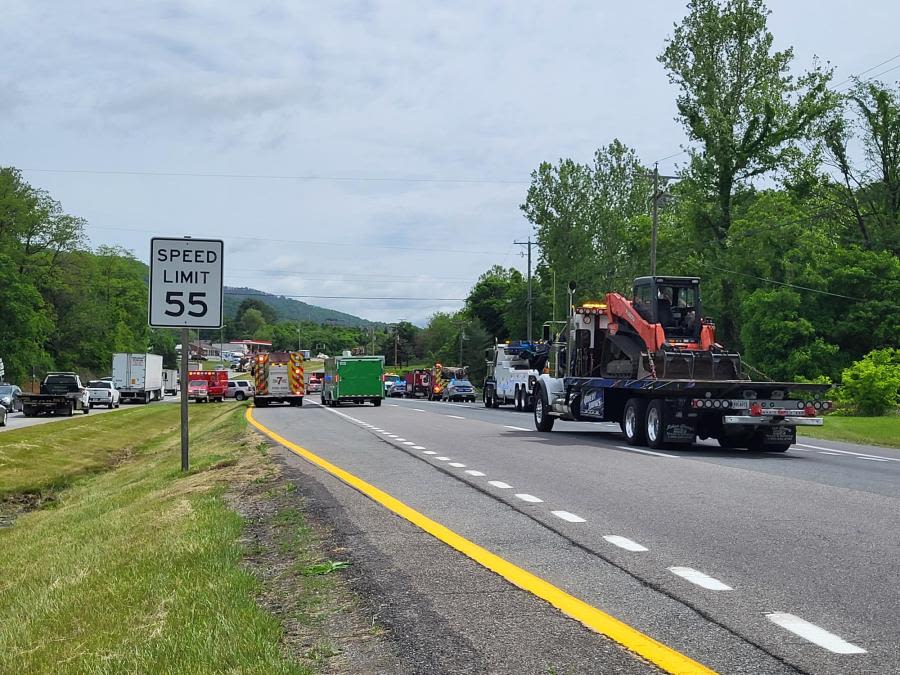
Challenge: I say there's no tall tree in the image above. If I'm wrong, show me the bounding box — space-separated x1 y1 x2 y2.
823 79 900 254
659 0 832 239
521 140 651 300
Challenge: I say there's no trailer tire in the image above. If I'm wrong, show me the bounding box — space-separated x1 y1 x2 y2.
645 400 666 449
533 386 555 432
623 398 647 446
373 398 382 407
514 388 522 411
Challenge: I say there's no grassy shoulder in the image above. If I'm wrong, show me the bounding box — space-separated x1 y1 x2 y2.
0 403 308 673
799 414 900 449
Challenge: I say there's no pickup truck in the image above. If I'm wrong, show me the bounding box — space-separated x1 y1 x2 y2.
20 373 90 417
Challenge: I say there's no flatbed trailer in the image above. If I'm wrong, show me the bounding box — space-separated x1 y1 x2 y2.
534 374 830 451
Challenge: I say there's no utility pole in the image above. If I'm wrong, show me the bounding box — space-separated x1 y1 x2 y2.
651 163 659 277
514 237 537 342
650 164 680 277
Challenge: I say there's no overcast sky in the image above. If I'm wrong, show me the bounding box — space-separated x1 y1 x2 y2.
3 1 899 325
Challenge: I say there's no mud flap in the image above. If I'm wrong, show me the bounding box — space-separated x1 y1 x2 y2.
662 399 696 443
759 425 796 445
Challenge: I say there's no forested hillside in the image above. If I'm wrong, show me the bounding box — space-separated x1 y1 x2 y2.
223 288 373 327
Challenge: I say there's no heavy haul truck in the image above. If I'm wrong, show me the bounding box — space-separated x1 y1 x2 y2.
532 276 832 452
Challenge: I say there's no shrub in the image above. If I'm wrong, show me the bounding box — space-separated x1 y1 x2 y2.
837 348 900 416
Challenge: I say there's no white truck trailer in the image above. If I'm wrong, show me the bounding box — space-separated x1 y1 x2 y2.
112 353 164 404
162 368 179 396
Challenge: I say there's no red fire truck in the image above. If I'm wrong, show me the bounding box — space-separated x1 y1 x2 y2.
188 370 228 402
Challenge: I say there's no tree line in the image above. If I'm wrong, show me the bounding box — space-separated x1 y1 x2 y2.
418 0 899 412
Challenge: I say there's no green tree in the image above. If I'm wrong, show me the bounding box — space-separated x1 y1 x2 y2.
659 0 832 239
522 141 652 301
235 298 277 325
822 80 900 254
837 348 900 415
240 309 266 337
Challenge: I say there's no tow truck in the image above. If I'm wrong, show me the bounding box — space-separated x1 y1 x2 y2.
483 342 549 411
532 277 831 451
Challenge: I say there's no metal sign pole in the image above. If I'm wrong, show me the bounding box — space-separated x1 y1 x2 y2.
181 327 189 471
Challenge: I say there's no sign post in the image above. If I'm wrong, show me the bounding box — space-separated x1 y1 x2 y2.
149 237 224 471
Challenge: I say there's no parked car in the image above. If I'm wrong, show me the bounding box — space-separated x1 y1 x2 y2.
0 402 7 427
0 384 23 413
87 380 121 409
225 380 255 401
188 379 210 403
388 380 407 397
383 373 402 396
441 378 477 402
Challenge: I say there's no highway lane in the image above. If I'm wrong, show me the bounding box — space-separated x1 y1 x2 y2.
254 398 900 674
407 398 900 499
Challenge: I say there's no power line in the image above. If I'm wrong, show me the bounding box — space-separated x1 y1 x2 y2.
701 264 870 301
21 167 529 185
224 291 465 302
86 224 507 256
655 150 687 163
833 52 900 90
227 267 473 282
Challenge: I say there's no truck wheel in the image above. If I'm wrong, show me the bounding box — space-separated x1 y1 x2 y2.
373 398 382 407
484 388 493 408
645 400 666 449
67 402 74 417
235 391 245 401
83 405 90 415
533 386 554 432
623 398 647 446
298 397 303 407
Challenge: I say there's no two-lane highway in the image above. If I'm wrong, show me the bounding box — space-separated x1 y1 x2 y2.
253 396 899 674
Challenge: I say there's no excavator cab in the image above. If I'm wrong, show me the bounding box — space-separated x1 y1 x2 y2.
632 276 702 341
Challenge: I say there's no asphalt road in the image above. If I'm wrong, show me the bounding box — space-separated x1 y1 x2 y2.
253 396 899 674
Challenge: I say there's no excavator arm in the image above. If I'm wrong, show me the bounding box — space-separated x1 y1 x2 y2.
604 292 667 352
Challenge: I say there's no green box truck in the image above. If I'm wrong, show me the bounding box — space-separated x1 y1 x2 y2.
321 354 384 407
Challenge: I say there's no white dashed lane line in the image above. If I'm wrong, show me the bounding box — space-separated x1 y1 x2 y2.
465 470 486 477
552 510 586 523
667 567 733 591
796 443 899 462
515 493 543 503
615 445 679 459
489 481 513 489
449 462 466 468
445 415 465 420
603 535 649 552
858 457 888 462
766 613 866 654
504 425 531 431
403 441 416 446
436 456 451 461
423 451 437 455
819 452 842 456
411 408 425 412
412 445 426 450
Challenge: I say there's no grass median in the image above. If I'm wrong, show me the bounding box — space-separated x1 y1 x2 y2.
0 403 308 673
799 414 900 449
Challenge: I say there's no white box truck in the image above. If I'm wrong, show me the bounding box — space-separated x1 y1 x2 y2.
162 368 179 396
112 353 164 404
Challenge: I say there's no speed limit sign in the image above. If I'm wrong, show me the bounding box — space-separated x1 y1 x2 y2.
149 237 224 328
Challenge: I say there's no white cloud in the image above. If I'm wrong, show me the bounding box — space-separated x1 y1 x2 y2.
4 1 900 324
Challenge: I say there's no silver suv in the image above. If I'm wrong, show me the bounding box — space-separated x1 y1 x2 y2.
226 380 255 401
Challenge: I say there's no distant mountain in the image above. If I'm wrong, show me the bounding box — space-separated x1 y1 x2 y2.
223 287 375 327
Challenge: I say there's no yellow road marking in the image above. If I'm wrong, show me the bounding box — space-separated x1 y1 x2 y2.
246 408 716 675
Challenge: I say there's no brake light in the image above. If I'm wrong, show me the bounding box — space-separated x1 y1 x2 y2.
749 403 762 417
434 386 440 393
804 404 816 417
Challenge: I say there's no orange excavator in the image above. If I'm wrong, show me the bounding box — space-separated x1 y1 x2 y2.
572 276 743 381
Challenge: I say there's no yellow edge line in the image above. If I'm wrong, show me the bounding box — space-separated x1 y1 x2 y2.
246 407 716 675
